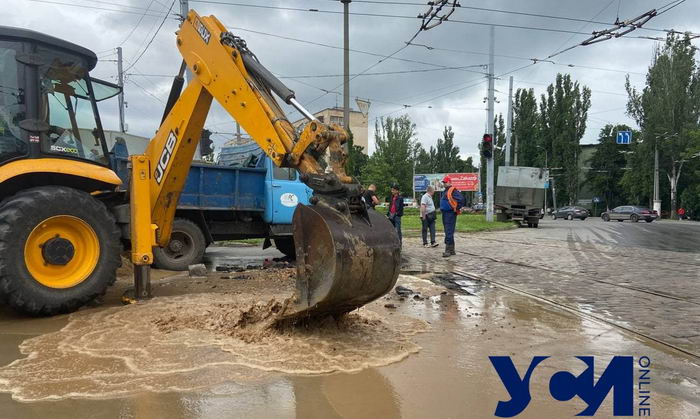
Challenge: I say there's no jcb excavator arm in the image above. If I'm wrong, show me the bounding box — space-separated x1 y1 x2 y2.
128 10 400 319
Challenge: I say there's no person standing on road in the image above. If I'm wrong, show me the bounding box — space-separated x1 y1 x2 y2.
440 175 465 257
420 186 438 248
363 184 380 210
387 184 404 245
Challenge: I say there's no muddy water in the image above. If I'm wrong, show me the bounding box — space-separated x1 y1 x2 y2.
0 267 699 417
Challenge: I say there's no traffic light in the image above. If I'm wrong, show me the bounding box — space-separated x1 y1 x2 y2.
199 129 214 158
481 133 493 159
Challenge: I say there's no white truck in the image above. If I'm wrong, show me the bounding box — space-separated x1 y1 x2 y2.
495 166 548 228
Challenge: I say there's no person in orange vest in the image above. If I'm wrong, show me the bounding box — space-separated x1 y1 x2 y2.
440 175 466 257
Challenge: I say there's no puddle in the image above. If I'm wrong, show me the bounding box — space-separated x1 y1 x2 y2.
0 273 427 402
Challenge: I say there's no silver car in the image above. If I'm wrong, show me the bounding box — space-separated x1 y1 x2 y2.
601 206 658 223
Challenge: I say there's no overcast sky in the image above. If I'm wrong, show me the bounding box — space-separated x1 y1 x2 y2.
7 0 699 161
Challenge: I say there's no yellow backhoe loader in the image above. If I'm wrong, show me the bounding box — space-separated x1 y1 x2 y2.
0 11 400 318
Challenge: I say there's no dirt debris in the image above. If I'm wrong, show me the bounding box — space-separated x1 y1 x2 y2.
0 270 428 402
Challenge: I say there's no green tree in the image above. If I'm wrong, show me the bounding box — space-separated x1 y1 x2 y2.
625 33 700 218
585 124 636 210
414 125 474 176
344 129 369 179
364 115 418 198
512 88 540 167
539 73 591 205
432 126 463 173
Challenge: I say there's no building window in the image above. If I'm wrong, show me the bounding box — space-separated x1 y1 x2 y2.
330 116 343 126
317 115 324 122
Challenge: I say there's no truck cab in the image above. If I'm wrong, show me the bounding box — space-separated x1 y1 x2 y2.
265 160 313 225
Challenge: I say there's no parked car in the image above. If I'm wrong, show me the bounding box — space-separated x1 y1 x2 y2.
551 206 589 220
601 206 658 223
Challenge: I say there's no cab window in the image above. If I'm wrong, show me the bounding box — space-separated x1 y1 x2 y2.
36 47 106 164
0 41 29 164
273 166 296 181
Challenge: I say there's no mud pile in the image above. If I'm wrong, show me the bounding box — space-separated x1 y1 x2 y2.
0 280 427 401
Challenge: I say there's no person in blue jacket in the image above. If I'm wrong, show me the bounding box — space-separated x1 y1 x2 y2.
440 175 466 257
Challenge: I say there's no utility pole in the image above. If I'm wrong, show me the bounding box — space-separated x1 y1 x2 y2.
505 76 513 166
116 47 125 133
341 0 351 133
180 0 191 82
485 26 495 222
179 0 188 19
653 142 661 215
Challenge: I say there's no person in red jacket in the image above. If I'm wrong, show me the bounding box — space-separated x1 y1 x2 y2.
387 184 404 245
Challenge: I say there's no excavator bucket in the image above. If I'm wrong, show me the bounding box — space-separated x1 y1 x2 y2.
283 203 401 320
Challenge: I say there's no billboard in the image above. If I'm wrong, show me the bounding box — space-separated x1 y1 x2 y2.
414 173 479 192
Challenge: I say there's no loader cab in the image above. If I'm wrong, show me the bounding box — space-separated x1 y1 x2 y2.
0 26 119 169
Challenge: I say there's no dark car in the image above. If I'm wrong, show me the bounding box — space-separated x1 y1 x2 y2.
551 206 589 220
601 206 658 223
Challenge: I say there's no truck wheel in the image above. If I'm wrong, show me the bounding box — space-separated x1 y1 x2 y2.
153 218 206 271
274 237 296 259
0 187 121 316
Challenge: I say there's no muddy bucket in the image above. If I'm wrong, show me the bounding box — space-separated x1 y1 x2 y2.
284 202 401 320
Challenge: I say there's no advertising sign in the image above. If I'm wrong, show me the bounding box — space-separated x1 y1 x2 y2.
448 173 479 191
414 173 479 192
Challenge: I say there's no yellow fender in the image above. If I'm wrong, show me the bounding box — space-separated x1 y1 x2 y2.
0 158 122 187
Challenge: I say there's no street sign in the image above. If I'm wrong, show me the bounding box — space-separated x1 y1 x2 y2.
593 196 602 203
616 131 632 145
413 175 431 192
414 173 480 192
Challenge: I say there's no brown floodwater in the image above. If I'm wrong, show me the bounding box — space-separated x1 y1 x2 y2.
0 265 698 418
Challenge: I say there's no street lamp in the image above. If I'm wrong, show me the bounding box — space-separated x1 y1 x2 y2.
536 145 549 212
653 131 678 215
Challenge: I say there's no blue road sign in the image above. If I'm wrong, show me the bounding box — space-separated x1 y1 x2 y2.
413 175 429 192
593 196 602 203
616 131 632 145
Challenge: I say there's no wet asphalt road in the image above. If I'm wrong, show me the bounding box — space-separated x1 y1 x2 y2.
537 217 700 253
0 222 698 417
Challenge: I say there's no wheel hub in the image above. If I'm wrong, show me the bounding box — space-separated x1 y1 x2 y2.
41 236 75 265
168 239 184 253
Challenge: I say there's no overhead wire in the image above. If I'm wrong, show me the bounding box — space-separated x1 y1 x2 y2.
25 0 175 17
123 0 177 72
119 0 158 46
192 1 605 36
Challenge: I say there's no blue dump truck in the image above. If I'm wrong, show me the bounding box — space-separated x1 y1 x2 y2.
115 142 311 270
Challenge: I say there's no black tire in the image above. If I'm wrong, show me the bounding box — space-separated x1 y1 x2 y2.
631 214 639 223
567 213 573 221
602 214 610 222
551 214 557 220
274 237 296 259
153 218 206 271
0 187 121 316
